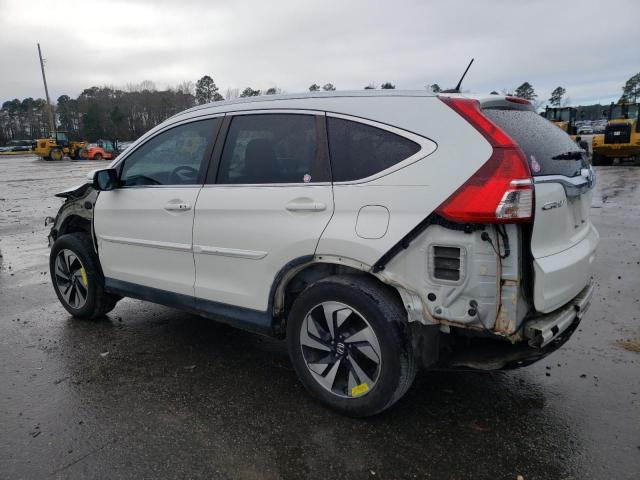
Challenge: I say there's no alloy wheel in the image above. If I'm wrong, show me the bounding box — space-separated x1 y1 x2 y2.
54 249 88 309
299 301 382 398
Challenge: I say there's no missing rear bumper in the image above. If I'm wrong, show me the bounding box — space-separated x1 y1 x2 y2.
524 282 593 348
433 282 592 371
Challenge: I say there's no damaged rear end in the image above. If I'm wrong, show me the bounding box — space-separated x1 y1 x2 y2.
377 95 597 369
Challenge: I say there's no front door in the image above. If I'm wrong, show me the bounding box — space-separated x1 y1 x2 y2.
193 112 333 314
94 118 221 297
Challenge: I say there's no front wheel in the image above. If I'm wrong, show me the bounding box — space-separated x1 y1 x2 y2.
50 233 119 319
93 152 103 161
287 275 416 417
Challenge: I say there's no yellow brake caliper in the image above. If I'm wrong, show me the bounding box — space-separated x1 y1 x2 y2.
79 267 88 287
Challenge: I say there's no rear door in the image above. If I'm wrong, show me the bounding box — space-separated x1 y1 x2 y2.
483 108 598 313
94 118 220 297
192 112 333 316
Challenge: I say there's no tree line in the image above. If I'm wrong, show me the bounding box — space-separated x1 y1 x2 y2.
495 72 639 108
1 72 638 145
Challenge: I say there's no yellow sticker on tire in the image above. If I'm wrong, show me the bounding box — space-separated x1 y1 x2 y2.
351 383 369 397
79 267 88 286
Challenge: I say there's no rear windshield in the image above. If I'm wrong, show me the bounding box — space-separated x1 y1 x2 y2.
483 109 587 177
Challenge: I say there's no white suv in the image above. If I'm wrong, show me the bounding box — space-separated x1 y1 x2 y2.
47 91 598 416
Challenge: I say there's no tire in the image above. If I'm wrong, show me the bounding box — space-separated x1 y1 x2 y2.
93 152 103 161
49 233 119 319
286 275 416 417
72 148 89 160
50 148 63 161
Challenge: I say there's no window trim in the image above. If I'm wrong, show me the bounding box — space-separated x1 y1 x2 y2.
114 115 224 188
205 110 331 187
325 113 437 185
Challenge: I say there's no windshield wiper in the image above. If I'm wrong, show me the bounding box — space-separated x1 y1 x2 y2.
552 151 583 160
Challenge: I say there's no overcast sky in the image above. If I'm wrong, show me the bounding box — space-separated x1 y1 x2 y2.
0 0 638 106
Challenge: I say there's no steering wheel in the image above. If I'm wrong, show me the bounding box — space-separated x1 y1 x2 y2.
169 165 199 184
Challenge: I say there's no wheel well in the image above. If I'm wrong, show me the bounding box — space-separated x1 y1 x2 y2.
57 215 91 238
275 261 404 335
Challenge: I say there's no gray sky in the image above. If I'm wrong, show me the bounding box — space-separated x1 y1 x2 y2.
0 0 638 106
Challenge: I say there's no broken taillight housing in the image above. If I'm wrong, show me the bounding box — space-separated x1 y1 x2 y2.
436 96 534 223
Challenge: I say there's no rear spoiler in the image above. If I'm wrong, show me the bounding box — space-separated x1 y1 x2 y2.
461 95 536 112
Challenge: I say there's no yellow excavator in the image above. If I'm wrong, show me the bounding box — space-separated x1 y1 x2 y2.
34 131 88 161
591 103 640 166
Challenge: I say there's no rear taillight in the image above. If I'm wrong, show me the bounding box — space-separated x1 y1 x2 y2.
436 96 534 223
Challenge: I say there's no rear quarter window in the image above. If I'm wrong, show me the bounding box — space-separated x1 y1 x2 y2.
327 117 421 182
483 109 587 177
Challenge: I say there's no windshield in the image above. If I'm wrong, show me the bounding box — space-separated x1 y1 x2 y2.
484 109 587 178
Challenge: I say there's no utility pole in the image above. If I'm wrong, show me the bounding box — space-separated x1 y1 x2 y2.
37 43 56 138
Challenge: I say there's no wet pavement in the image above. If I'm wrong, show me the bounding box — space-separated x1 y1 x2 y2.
1 155 639 479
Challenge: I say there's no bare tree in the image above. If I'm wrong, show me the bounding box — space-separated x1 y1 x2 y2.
225 88 240 100
176 80 195 96
138 80 157 92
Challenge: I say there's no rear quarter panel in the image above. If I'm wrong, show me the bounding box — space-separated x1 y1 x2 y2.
316 96 492 267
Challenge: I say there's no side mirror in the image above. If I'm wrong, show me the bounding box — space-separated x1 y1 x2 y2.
92 168 119 191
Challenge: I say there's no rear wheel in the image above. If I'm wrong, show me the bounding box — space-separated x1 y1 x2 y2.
50 148 63 161
287 275 415 417
93 152 103 161
50 233 119 319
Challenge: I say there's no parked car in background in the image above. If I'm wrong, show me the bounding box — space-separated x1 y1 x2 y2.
46 91 598 416
577 125 594 134
87 139 119 161
6 139 34 152
593 120 608 133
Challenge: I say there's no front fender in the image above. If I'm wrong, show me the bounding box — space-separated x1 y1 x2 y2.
48 186 98 247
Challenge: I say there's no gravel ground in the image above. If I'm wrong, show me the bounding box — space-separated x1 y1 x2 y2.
0 155 639 480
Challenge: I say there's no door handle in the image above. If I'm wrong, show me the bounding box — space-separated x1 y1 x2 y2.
164 202 191 211
285 199 327 212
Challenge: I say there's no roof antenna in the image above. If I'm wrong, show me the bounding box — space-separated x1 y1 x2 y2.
442 58 474 93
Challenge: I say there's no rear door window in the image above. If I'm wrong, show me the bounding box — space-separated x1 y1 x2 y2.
483 109 587 177
217 114 330 184
327 117 421 182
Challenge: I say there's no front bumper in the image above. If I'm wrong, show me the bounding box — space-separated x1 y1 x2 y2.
592 143 640 157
